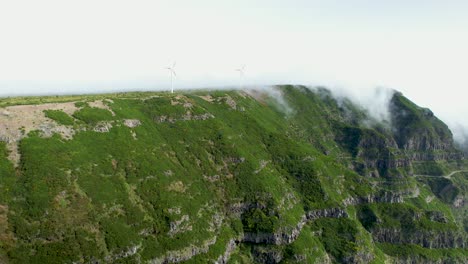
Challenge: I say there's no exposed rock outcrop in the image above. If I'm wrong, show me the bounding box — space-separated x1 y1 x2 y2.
154 113 214 123
251 246 283 264
389 92 464 162
105 244 141 262
242 208 348 245
148 237 217 264
123 119 141 128
215 239 237 264
453 195 464 208
343 251 375 264
343 193 404 206
372 228 466 249
93 122 113 133
388 255 467 264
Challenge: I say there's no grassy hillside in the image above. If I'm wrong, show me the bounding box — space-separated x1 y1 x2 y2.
0 86 466 263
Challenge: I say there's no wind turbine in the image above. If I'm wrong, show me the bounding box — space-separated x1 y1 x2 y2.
166 62 176 93
235 65 246 89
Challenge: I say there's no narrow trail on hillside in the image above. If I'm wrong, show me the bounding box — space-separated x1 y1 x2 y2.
413 170 468 180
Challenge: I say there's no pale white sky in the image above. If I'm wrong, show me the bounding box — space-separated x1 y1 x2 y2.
0 1 467 137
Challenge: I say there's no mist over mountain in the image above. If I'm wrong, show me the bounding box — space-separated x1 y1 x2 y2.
2 82 467 149
1 1 468 262
1 1 468 147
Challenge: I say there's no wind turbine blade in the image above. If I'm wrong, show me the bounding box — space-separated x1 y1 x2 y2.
173 62 176 68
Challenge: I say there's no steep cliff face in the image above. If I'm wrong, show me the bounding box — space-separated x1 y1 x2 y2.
334 125 406 177
390 92 463 160
242 208 348 245
0 86 466 263
333 91 464 179
372 228 466 249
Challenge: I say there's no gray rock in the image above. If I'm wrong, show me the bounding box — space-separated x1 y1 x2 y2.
123 119 141 128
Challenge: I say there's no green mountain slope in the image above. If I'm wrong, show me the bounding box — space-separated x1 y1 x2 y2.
0 85 466 263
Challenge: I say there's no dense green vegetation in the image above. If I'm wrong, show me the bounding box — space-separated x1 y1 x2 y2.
0 86 466 263
72 107 114 124
44 109 75 126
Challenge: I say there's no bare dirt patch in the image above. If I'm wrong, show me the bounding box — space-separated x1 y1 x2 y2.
0 102 79 165
198 95 214 102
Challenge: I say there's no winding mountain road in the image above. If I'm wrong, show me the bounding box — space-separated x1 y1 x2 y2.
413 170 468 180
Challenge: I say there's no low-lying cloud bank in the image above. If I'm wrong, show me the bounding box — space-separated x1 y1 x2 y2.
319 85 395 124
447 123 468 152
264 84 468 149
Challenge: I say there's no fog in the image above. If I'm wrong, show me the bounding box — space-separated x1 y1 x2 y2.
1 1 467 143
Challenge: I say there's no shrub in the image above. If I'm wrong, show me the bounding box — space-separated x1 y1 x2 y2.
44 110 75 126
73 107 114 124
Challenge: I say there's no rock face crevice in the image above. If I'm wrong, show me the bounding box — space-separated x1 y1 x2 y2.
214 208 349 264
215 239 237 264
343 193 404 206
148 237 217 264
338 125 463 178
242 208 349 245
371 228 467 249
146 207 349 264
335 92 464 179
165 199 466 264
389 93 464 162
389 257 465 264
154 113 214 123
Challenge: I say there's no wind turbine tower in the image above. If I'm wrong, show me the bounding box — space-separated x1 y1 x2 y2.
235 65 246 89
166 62 177 93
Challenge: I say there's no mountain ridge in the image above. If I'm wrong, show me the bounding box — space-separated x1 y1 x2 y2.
0 85 466 263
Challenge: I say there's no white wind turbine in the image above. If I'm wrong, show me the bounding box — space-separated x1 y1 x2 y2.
235 65 246 89
165 62 177 93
